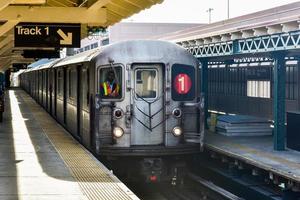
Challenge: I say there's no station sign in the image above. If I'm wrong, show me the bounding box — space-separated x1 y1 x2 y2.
246 67 271 80
14 23 81 48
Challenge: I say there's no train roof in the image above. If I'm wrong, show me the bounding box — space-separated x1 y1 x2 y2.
54 48 102 68
39 59 63 70
24 40 196 71
100 40 185 55
92 40 197 65
54 40 192 67
28 59 55 69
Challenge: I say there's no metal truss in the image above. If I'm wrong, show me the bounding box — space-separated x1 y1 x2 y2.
185 41 233 58
183 30 300 58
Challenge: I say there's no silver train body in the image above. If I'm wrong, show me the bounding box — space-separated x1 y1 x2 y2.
20 40 204 182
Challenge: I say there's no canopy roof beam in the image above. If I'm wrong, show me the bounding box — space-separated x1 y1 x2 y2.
88 0 111 10
0 0 14 12
0 43 13 57
0 20 20 37
12 0 46 4
0 59 12 72
0 35 13 49
1 0 47 11
0 6 107 25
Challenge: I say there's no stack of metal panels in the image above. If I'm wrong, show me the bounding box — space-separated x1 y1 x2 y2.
216 115 272 136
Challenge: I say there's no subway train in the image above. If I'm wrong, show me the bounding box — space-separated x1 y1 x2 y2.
20 40 204 183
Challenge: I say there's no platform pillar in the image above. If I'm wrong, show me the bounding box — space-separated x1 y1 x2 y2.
272 52 286 151
200 59 209 129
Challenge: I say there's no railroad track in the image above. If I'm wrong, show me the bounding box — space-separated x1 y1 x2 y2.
187 173 244 200
128 173 243 200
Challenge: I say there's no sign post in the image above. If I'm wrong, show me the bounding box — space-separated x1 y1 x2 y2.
14 23 81 48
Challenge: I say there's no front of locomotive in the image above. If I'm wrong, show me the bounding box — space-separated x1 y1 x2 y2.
93 40 204 182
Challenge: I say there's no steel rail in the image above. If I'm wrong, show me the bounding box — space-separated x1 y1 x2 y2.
188 173 244 200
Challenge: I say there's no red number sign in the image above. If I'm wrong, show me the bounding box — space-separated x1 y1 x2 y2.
174 73 192 94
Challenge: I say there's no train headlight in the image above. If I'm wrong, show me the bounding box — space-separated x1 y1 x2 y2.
172 108 182 118
113 108 123 119
172 126 182 137
113 127 124 138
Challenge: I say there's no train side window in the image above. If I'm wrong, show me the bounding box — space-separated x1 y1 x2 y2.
68 68 77 99
86 68 90 105
99 67 122 99
57 69 63 97
135 69 157 99
81 68 89 108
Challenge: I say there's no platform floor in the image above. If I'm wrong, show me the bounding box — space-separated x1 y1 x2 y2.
205 132 300 183
0 89 138 200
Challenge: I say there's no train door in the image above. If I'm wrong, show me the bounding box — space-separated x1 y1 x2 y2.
63 67 67 124
48 69 53 115
131 64 164 145
56 68 64 124
36 71 39 99
46 70 49 111
41 71 44 104
53 68 57 117
37 71 40 101
29 74 31 93
43 70 47 108
79 66 90 146
77 66 81 140
40 71 43 104
66 66 79 138
35 71 38 99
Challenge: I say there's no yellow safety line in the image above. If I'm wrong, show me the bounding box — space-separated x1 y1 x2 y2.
20 91 138 200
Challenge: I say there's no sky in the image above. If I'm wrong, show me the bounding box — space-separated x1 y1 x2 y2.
123 0 300 24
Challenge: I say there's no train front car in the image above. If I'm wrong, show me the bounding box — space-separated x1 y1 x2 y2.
93 40 204 183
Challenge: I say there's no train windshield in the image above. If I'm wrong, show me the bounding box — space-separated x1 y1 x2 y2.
135 69 158 99
99 67 122 99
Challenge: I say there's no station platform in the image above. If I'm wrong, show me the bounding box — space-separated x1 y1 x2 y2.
0 89 138 200
205 132 300 183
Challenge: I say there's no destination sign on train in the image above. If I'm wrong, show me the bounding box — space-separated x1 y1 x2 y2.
14 23 81 48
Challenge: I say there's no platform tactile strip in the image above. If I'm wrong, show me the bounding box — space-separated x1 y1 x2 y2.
20 91 138 200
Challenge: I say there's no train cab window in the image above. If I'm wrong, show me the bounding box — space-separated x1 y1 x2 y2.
135 69 157 99
99 67 122 99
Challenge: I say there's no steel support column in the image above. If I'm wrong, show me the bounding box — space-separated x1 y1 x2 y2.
298 59 300 110
272 52 286 151
200 59 209 129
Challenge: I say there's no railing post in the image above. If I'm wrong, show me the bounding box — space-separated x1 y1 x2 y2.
200 58 209 129
272 51 286 151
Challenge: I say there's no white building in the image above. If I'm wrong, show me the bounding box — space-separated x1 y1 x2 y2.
74 22 204 54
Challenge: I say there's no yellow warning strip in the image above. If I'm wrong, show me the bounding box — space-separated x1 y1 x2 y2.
20 91 138 200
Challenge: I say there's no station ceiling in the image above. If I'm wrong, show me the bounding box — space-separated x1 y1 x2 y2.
0 0 163 72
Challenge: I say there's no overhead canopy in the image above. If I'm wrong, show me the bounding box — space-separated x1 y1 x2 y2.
0 0 163 71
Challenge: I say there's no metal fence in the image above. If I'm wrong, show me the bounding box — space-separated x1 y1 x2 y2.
207 61 299 119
